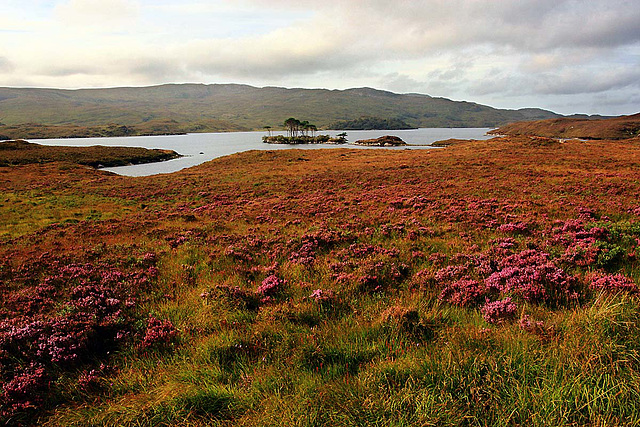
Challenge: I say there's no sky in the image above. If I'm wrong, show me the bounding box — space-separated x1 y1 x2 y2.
1 0 639 115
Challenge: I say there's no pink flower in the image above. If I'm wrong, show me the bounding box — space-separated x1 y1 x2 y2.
481 298 517 324
140 317 177 349
257 275 284 296
589 273 638 294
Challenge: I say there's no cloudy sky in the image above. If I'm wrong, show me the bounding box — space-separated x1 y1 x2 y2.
1 0 639 115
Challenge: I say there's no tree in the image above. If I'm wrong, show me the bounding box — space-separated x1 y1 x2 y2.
263 125 272 136
284 118 300 137
300 120 310 137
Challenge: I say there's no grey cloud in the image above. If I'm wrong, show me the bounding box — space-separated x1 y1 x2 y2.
189 52 357 79
468 74 525 97
127 58 186 80
544 88 640 116
179 33 370 79
470 0 640 50
38 66 101 77
427 59 474 82
467 65 640 98
381 73 424 94
331 0 640 54
534 68 640 95
594 92 640 108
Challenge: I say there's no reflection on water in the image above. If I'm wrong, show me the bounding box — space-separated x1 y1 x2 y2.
31 128 494 176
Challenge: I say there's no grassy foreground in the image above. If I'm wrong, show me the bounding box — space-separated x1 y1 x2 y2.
1 136 640 426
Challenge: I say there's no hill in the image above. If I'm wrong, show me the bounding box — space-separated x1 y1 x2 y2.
490 113 640 140
0 84 562 134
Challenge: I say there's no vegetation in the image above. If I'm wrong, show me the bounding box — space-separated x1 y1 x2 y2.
283 118 318 137
0 140 180 168
331 116 416 130
0 119 248 141
352 135 406 146
490 113 640 140
2 133 640 425
263 118 344 144
0 84 565 140
431 138 485 147
262 135 347 145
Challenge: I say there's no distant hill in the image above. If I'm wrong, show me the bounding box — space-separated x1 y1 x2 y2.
0 119 247 140
490 113 640 140
0 84 565 134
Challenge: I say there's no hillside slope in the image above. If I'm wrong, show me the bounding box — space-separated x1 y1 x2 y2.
0 84 561 130
490 113 640 140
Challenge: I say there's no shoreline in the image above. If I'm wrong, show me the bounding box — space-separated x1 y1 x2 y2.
3 126 495 142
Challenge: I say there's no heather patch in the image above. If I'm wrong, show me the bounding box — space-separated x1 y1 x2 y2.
589 273 638 294
3 138 640 425
0 253 161 421
484 249 578 305
480 297 518 324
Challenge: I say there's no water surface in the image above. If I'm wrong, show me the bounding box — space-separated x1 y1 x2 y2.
32 128 493 176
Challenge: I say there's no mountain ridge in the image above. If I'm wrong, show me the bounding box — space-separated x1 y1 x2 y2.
0 83 592 132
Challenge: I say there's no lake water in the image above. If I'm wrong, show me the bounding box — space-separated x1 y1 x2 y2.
31 128 494 176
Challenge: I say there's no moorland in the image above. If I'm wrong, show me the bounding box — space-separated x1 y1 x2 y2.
491 113 640 140
1 120 640 425
0 140 180 168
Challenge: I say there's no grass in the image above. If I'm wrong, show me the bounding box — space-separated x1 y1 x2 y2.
2 135 640 425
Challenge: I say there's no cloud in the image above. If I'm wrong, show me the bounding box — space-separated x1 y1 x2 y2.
534 68 640 95
172 18 370 79
0 57 14 73
467 63 640 99
54 0 140 28
0 0 638 115
241 0 640 55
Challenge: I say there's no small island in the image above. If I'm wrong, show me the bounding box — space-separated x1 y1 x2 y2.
353 135 407 146
262 118 347 144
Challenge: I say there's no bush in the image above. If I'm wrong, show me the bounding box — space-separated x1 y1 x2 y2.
140 317 178 350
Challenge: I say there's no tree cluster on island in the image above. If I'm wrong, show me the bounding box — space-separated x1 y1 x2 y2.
262 118 348 145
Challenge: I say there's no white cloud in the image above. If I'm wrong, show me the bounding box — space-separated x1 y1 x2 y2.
0 57 14 73
54 0 140 28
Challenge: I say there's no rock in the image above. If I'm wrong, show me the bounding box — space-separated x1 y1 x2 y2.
353 135 407 146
